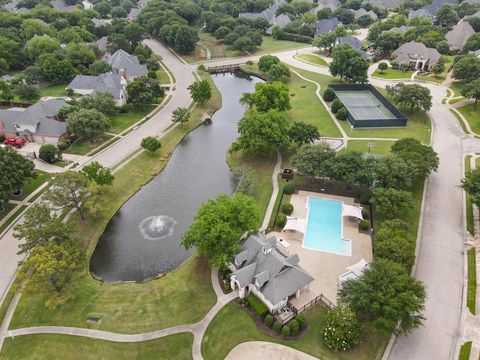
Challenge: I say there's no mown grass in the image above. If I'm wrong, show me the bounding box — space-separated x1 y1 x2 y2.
450 109 469 135
457 103 480 136
466 155 474 236
37 83 68 97
449 81 463 98
7 71 222 335
458 341 472 360
109 105 157 133
18 170 50 200
65 134 114 155
0 333 193 360
296 54 328 67
372 68 412 79
467 248 477 315
0 203 16 221
201 303 389 360
345 140 395 155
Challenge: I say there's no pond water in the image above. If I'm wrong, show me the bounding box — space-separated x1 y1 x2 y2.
89 71 263 282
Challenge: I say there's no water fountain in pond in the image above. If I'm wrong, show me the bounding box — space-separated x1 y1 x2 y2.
139 215 176 241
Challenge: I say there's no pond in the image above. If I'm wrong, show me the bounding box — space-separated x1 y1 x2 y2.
89 71 263 282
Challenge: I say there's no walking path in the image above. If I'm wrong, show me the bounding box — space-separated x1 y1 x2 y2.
260 150 282 232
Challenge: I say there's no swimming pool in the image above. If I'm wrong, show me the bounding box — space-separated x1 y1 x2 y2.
303 197 351 256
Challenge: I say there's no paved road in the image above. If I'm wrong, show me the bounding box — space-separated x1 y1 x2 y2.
0 39 194 308
82 39 196 168
204 53 476 360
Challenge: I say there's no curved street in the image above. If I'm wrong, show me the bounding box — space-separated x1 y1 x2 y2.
1 42 478 360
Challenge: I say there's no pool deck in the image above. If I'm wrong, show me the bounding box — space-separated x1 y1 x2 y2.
269 191 373 308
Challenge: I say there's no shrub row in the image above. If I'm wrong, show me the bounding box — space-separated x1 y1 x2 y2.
264 313 306 337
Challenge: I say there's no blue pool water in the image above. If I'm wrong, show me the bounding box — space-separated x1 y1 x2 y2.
303 197 351 256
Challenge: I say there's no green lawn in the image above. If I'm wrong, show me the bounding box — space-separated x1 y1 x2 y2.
296 54 328 67
449 81 464 98
345 140 395 155
459 341 472 360
11 255 216 333
157 66 171 84
258 36 309 55
287 69 342 138
201 303 388 360
415 56 453 84
109 105 156 133
339 108 431 143
37 83 68 97
372 68 413 79
8 71 223 334
0 333 193 360
457 104 480 136
466 155 474 236
0 205 27 234
65 134 115 155
0 202 16 221
450 109 469 135
227 152 275 226
18 170 50 200
467 248 477 315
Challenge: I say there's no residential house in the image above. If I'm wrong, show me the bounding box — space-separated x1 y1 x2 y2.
337 35 372 59
3 0 27 12
229 233 313 313
50 0 77 11
95 36 108 54
353 8 378 21
67 72 127 106
102 49 148 81
127 7 141 21
391 41 441 70
362 0 403 10
315 17 341 36
409 0 456 20
0 99 69 144
313 0 340 11
446 20 475 51
385 25 415 35
239 0 291 34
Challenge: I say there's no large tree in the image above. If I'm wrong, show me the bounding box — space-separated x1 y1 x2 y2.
182 193 260 268
0 147 35 208
339 259 426 335
81 161 114 186
258 55 280 73
436 4 459 27
77 92 117 116
173 25 199 53
188 80 212 105
292 143 336 178
25 35 60 59
331 151 376 187
171 106 191 125
289 122 320 145
370 187 413 219
386 83 432 111
65 42 96 67
391 138 439 180
127 76 164 107
13 83 40 101
453 55 480 83
66 108 110 140
375 31 404 54
462 168 480 206
38 54 76 83
329 44 369 83
230 110 291 157
240 82 291 113
17 240 83 295
43 171 92 220
14 204 75 255
374 156 413 189
375 221 415 270
313 32 337 53
461 79 480 107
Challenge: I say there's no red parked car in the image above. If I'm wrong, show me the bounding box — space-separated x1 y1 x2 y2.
4 137 25 148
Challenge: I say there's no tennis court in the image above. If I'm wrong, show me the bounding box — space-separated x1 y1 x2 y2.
335 90 396 120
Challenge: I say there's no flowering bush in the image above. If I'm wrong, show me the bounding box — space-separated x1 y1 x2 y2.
323 305 362 351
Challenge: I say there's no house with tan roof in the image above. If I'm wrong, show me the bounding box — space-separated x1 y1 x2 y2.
446 20 475 51
391 41 441 70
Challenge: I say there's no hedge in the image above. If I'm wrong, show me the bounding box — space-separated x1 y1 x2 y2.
247 293 269 318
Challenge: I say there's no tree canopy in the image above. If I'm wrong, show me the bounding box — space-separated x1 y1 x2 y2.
371 187 413 219
288 122 321 145
81 161 114 186
462 168 480 206
182 193 260 269
127 76 164 106
188 80 212 105
240 82 291 113
339 259 426 335
66 108 110 140
386 83 432 111
329 44 369 83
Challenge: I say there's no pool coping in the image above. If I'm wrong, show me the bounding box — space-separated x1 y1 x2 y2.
302 196 352 257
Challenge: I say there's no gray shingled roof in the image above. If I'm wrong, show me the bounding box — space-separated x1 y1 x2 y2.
68 72 124 100
387 25 415 34
354 8 378 20
391 41 441 66
362 0 403 10
50 0 77 10
314 0 340 11
102 49 148 78
232 233 313 306
446 20 475 51
315 17 340 35
96 36 108 53
0 99 68 136
338 35 362 49
92 18 111 27
427 0 455 14
266 13 291 34
128 7 141 20
409 7 434 19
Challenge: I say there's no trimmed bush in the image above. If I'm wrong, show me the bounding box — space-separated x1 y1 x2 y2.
296 313 306 329
284 183 295 195
323 87 335 102
336 107 347 120
265 314 274 328
39 144 60 164
57 139 70 151
390 60 399 69
276 214 287 227
323 305 362 351
197 64 206 72
361 207 369 219
282 325 291 337
331 99 342 113
281 203 294 215
290 319 299 334
378 62 388 73
246 60 254 65
359 219 370 230
273 320 282 333
246 293 269 318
